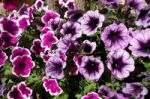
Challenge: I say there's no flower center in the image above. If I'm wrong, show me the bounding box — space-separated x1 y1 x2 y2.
88 17 99 30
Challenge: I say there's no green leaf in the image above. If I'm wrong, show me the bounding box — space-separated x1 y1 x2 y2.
52 93 69 99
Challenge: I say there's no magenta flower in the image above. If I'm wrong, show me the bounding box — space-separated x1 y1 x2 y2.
101 23 130 51
0 50 7 67
1 32 19 49
49 18 63 32
34 0 44 11
73 54 84 67
42 77 63 95
0 18 21 36
79 10 105 36
59 0 75 10
42 10 60 26
7 82 32 99
10 47 31 62
2 0 19 10
107 50 135 79
7 86 23 99
60 22 82 40
12 56 35 77
129 29 150 58
31 39 46 56
41 31 58 49
45 56 66 79
79 56 104 80
41 27 51 35
122 82 148 99
81 40 96 53
18 82 32 98
17 15 30 30
81 92 101 99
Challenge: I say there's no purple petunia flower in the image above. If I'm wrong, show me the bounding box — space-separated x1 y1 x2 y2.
18 82 32 98
60 22 82 40
107 50 135 79
81 40 96 53
0 18 21 36
64 10 84 22
59 0 75 10
122 82 148 99
129 29 150 58
98 85 112 97
7 86 23 99
135 7 150 27
101 23 130 51
2 0 19 10
125 0 148 11
105 92 128 99
79 56 104 80
41 27 51 35
10 47 31 62
73 54 84 67
41 31 58 49
1 32 19 49
0 50 7 67
42 10 60 26
34 0 44 11
99 0 120 5
81 92 101 99
17 15 30 30
31 39 46 56
45 56 66 79
7 82 32 99
42 77 63 95
49 18 63 32
0 84 6 96
12 56 35 77
79 10 105 36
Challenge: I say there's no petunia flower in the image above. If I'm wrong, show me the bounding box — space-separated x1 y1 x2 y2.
81 92 101 99
122 82 148 99
2 0 19 10
10 47 31 62
45 56 66 79
31 39 46 56
34 0 44 11
12 56 35 77
49 18 63 32
101 23 130 51
64 10 84 22
107 50 135 79
135 7 150 27
0 18 21 36
129 29 150 58
59 0 75 10
17 15 30 30
105 92 128 99
18 82 32 98
81 40 96 53
0 50 7 67
1 32 19 49
79 10 105 36
7 82 32 99
79 56 104 80
41 27 51 35
125 0 148 11
7 86 23 99
60 22 82 40
98 85 112 97
41 31 58 49
42 10 60 26
42 77 63 95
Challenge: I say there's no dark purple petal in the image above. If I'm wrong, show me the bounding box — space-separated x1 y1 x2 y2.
0 50 7 67
2 0 19 10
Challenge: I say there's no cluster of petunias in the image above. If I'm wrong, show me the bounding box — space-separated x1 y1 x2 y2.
0 0 149 98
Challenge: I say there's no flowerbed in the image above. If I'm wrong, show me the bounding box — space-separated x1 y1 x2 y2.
0 0 150 99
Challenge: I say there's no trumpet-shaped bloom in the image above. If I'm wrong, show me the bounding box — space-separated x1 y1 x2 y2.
79 56 104 80
101 23 130 51
81 40 96 53
79 10 105 36
12 56 35 77
81 92 101 99
42 77 63 95
129 29 150 58
107 50 135 79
